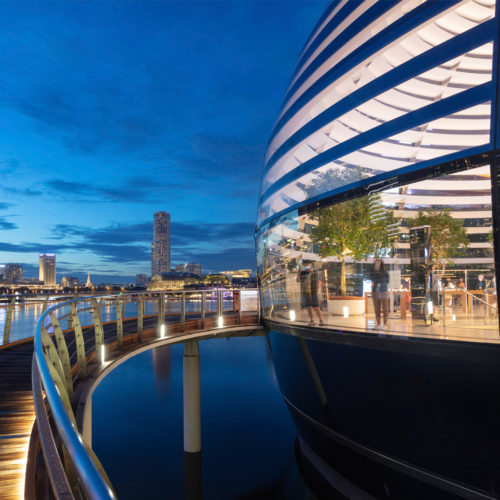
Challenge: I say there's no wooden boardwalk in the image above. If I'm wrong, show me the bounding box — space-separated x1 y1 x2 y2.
0 340 35 500
0 310 258 499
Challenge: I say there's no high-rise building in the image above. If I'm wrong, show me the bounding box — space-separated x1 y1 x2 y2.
0 264 23 284
175 263 202 275
186 263 202 275
39 254 56 285
136 273 149 286
151 212 170 275
6 264 24 283
61 276 79 288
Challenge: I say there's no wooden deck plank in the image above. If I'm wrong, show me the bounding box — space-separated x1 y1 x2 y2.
0 340 35 500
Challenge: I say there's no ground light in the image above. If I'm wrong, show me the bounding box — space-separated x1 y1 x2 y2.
289 310 296 321
218 316 223 328
343 306 349 318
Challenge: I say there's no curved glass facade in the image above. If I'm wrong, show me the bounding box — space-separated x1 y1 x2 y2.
257 0 500 341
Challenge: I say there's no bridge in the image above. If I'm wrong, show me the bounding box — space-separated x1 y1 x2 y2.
0 289 262 499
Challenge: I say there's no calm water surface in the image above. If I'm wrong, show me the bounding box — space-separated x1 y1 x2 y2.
0 298 231 345
92 335 296 499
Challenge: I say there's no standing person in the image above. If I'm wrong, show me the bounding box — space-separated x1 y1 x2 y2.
430 264 445 320
372 259 390 329
297 259 324 326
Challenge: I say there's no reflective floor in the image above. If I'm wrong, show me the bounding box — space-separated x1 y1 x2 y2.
270 303 500 344
92 335 297 499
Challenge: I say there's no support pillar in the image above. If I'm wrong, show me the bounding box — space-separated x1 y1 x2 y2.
183 340 202 500
183 341 201 452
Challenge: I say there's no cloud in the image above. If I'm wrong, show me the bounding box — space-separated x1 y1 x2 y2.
4 187 42 197
43 219 255 271
0 202 13 210
44 177 187 203
0 217 17 230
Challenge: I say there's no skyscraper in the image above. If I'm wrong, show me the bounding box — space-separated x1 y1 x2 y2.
39 254 56 285
152 212 170 275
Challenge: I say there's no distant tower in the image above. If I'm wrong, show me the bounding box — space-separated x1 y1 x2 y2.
152 212 171 275
86 273 93 287
39 254 56 285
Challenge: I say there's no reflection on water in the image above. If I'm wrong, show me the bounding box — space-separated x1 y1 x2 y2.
0 297 234 345
153 345 172 396
92 335 296 499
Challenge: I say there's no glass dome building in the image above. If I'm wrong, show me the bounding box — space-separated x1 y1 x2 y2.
256 1 500 498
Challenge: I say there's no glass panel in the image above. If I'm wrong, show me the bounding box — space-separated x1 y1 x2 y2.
257 164 498 342
268 0 495 161
264 42 493 192
259 101 491 222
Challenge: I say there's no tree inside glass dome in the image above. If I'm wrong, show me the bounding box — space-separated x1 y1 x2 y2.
307 192 399 296
409 207 469 273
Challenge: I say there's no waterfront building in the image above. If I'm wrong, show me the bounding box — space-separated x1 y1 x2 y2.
39 254 56 286
186 263 201 275
135 273 149 286
0 263 24 284
61 276 79 288
147 271 201 291
256 1 500 498
175 263 186 272
221 269 252 279
5 264 23 283
151 211 171 275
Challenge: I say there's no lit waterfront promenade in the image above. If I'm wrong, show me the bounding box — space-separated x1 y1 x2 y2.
0 290 260 499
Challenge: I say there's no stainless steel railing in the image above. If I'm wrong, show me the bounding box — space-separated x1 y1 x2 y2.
31 289 260 499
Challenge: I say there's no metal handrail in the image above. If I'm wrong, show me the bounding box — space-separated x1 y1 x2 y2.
32 288 259 499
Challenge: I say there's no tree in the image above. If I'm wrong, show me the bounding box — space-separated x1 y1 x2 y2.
409 207 469 272
304 168 399 296
309 194 398 295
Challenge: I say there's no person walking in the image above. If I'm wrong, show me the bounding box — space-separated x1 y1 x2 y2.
372 259 390 329
297 259 324 326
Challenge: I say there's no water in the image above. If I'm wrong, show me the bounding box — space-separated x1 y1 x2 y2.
92 335 296 499
0 297 237 345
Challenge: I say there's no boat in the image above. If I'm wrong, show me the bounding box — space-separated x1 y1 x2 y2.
256 1 500 498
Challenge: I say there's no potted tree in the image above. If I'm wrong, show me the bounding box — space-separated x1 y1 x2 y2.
308 189 398 315
409 207 469 273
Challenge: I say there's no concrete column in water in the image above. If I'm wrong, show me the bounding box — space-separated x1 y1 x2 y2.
183 340 201 452
183 340 202 500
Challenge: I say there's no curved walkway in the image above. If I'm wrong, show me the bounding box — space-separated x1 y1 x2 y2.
0 339 35 500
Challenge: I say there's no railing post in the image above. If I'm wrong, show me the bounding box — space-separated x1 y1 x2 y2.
137 294 144 341
41 296 49 314
442 289 446 327
238 291 243 325
217 290 222 317
116 297 123 348
70 302 87 376
485 290 489 325
181 292 186 333
2 296 15 344
48 311 73 399
157 293 165 337
201 291 206 329
92 299 104 363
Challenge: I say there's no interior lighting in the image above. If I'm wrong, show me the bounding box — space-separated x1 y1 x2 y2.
343 306 349 318
289 310 296 321
218 316 223 328
427 301 434 315
452 314 456 321
101 344 105 364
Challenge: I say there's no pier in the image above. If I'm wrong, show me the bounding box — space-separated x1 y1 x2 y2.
0 290 261 499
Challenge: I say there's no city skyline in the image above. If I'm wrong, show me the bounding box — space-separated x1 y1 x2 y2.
0 1 328 281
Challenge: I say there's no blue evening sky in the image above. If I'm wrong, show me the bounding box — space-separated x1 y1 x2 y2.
0 0 327 282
